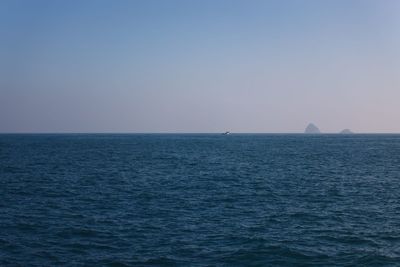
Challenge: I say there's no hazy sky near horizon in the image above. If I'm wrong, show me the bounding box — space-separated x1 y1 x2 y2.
1 0 399 133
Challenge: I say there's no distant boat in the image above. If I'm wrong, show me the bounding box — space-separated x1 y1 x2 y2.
222 131 231 135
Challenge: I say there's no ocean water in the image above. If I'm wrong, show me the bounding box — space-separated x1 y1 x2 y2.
1 134 400 266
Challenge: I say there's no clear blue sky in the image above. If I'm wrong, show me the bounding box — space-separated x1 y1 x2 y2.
1 0 399 133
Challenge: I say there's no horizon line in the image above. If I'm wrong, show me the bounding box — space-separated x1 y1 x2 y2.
1 132 400 135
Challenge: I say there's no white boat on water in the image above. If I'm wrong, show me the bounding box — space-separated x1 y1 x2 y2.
222 131 230 135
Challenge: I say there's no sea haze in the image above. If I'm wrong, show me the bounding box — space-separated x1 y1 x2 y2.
1 134 400 266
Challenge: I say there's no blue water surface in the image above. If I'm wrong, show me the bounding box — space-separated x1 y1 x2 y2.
1 134 400 266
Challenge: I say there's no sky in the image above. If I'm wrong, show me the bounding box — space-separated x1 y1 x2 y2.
0 0 399 133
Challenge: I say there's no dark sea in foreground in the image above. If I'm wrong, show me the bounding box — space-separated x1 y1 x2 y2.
1 134 400 266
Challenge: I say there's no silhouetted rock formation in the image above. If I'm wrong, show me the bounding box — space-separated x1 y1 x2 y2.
305 123 321 134
340 129 353 134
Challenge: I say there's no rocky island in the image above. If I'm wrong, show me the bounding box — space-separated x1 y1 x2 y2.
304 123 321 134
340 129 353 134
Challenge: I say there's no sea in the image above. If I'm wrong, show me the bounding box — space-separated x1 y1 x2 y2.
1 134 400 266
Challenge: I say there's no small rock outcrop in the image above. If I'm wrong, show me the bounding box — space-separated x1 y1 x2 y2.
304 123 321 134
340 129 353 134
